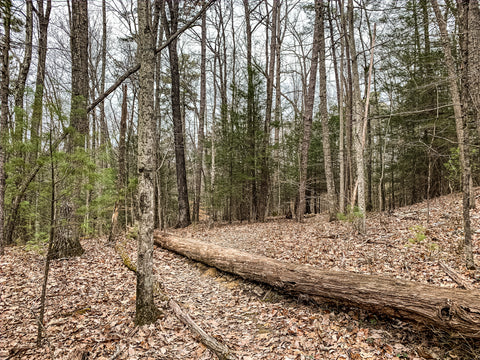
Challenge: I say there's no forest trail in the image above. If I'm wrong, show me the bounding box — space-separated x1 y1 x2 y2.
2 189 480 359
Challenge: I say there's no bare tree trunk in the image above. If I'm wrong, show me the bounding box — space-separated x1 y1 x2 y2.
274 1 285 216
467 1 480 139
30 0 52 161
330 1 345 215
431 0 475 269
162 0 191 228
37 133 56 346
319 3 337 221
457 0 477 208
0 0 11 256
258 0 278 222
347 0 366 231
50 0 86 259
194 4 207 223
296 0 322 221
243 0 257 221
135 0 161 326
108 84 128 245
99 0 109 157
210 43 218 222
14 0 33 142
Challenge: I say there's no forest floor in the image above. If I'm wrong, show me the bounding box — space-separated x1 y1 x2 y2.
2 190 480 359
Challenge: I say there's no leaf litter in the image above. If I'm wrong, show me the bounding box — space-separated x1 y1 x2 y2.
1 189 480 359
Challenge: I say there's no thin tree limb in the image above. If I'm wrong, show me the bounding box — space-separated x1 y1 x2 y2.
87 0 216 114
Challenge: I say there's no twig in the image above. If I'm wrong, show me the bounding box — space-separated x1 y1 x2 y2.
169 299 236 360
114 240 236 359
439 261 473 290
109 327 139 360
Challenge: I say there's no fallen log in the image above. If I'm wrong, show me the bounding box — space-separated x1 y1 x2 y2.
154 232 480 338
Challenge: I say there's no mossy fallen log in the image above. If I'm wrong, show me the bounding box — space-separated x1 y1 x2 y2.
154 231 480 338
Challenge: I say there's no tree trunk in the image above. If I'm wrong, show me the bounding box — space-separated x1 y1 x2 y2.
193 4 207 223
37 133 56 346
319 4 337 221
135 0 161 326
13 0 33 143
330 1 345 215
258 0 278 222
154 233 480 339
457 0 476 209
273 1 284 216
30 0 52 162
242 0 257 221
50 0 86 259
0 0 11 256
162 0 191 228
297 0 322 221
99 0 109 156
467 1 480 139
431 0 475 270
108 84 128 245
347 0 366 231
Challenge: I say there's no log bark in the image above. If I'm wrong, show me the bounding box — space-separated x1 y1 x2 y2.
154 232 480 338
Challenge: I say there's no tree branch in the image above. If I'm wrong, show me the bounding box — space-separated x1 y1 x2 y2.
87 0 216 114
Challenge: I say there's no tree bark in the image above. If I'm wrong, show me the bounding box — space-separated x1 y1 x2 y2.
193 4 207 223
332 1 347 215
0 0 11 256
30 0 52 162
108 84 128 245
457 0 476 208
243 0 257 221
431 0 475 270
154 232 480 339
347 0 366 231
257 0 278 222
297 0 322 221
135 0 161 326
162 0 191 228
318 4 337 221
99 0 109 154
467 1 480 139
13 0 33 143
50 0 86 260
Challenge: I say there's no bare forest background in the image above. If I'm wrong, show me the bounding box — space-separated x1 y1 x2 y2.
1 0 480 283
